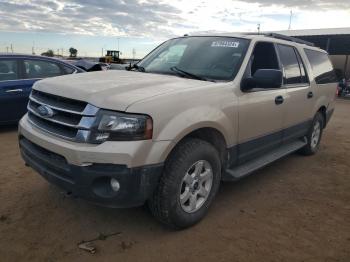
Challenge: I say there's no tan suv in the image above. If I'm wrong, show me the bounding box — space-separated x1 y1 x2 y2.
19 33 337 229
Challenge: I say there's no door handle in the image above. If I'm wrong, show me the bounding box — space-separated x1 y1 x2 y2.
307 91 314 99
5 89 23 93
275 96 284 105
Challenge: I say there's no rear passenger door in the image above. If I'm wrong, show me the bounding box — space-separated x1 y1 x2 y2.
276 44 313 143
0 58 28 123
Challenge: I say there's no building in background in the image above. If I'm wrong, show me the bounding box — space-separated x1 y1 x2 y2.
278 28 350 80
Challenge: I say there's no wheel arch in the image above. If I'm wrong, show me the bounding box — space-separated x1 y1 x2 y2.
163 127 229 167
317 105 327 128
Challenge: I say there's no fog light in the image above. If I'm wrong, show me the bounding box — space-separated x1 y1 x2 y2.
110 178 120 192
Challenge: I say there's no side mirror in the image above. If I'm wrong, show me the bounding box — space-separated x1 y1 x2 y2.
241 69 283 91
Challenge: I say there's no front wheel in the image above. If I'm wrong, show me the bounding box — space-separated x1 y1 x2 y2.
148 138 221 229
299 112 324 155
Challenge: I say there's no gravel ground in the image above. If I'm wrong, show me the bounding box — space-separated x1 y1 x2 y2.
0 99 349 262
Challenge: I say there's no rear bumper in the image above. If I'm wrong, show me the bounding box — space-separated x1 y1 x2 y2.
19 137 163 208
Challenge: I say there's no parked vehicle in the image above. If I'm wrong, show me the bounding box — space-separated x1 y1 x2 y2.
99 63 111 71
64 59 106 72
337 79 350 97
18 33 337 229
0 54 84 125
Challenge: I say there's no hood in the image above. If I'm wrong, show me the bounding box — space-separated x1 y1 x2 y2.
33 70 214 111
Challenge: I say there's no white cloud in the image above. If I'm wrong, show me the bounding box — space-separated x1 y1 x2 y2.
0 0 349 39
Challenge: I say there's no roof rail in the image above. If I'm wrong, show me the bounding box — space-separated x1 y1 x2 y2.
246 32 315 47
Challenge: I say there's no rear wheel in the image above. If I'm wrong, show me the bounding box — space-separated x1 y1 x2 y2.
148 138 221 229
299 112 324 155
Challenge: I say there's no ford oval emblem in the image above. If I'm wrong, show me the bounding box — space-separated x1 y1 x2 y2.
37 105 55 118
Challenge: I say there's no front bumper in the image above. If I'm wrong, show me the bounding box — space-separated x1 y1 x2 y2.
18 114 173 167
20 137 163 208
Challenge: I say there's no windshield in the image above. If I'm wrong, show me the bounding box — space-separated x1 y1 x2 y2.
137 36 250 81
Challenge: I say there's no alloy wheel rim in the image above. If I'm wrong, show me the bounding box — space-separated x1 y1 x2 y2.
179 160 213 213
311 121 321 149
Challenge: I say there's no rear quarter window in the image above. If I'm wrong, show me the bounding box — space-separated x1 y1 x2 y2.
304 49 337 84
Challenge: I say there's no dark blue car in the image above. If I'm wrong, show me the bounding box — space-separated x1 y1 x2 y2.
0 54 84 125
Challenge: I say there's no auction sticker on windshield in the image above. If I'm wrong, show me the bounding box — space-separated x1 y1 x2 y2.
211 41 240 48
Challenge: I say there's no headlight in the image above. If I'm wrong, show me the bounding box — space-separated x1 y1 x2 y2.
89 110 153 143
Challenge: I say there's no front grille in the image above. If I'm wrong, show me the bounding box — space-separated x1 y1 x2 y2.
27 90 99 142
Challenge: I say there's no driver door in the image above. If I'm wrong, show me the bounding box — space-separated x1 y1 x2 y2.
237 42 286 164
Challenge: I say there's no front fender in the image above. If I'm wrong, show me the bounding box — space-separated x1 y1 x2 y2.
156 105 235 146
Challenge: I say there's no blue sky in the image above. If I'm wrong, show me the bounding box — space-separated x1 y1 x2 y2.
1 0 350 58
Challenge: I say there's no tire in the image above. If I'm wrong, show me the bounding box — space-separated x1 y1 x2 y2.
148 138 221 229
299 112 324 156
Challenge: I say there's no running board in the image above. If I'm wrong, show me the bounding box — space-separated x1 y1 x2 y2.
223 139 307 181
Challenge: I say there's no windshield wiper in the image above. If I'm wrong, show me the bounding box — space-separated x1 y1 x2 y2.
127 63 146 72
170 66 212 82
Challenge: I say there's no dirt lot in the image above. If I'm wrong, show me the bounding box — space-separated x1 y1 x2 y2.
0 99 349 262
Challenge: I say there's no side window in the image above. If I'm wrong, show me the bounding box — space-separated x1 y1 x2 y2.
304 49 337 84
0 60 19 81
277 44 303 85
24 60 62 79
248 42 280 77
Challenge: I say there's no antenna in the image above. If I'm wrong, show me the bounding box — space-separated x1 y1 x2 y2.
288 10 293 30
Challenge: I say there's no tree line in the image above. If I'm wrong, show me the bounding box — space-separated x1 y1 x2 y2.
41 47 78 58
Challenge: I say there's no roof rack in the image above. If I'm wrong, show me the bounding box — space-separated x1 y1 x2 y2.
246 32 315 47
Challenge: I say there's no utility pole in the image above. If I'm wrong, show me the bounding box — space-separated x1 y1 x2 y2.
117 38 120 51
257 24 261 34
132 48 136 60
32 41 35 55
6 46 9 53
10 43 13 53
288 10 293 30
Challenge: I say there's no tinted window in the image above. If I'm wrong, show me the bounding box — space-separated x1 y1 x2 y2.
304 49 337 84
251 42 280 76
0 60 19 81
138 37 250 81
295 51 308 84
277 44 303 85
24 60 62 79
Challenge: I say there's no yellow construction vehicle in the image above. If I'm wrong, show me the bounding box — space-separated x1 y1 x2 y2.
99 50 123 63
